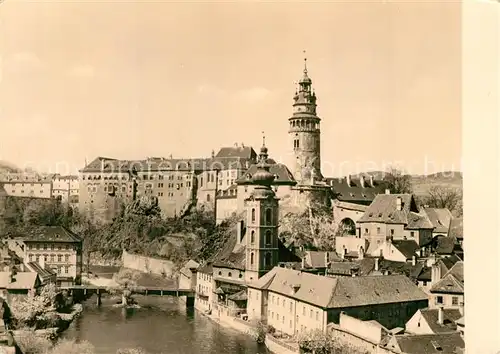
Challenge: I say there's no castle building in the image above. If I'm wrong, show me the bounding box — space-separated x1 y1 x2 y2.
244 139 280 283
289 57 323 185
78 146 256 223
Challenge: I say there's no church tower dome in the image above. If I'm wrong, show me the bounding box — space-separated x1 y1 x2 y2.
289 52 323 185
245 133 280 283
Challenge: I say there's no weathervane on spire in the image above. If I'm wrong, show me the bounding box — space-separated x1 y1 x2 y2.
303 49 308 74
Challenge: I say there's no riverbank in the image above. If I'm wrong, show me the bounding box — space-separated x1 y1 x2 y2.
193 304 296 354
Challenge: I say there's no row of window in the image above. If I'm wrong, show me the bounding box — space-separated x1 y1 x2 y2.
28 254 71 263
26 244 75 251
8 190 45 194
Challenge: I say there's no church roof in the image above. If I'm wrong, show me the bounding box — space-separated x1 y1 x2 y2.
236 163 296 185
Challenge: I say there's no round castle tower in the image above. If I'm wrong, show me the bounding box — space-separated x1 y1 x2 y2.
289 55 323 185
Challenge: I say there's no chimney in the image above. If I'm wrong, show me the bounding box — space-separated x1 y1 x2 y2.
437 306 444 325
369 175 374 187
211 150 215 158
459 302 464 316
241 143 245 148
346 175 351 187
396 197 402 211
301 257 306 269
412 255 416 266
375 257 379 271
101 159 105 172
385 189 390 195
431 263 442 285
234 142 238 148
324 252 330 267
360 175 365 188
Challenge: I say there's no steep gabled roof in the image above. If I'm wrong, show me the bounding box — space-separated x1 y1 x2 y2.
424 208 453 234
358 194 433 229
392 240 421 260
430 261 464 294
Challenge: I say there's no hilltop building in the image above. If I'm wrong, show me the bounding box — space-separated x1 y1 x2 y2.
78 145 257 222
51 174 79 206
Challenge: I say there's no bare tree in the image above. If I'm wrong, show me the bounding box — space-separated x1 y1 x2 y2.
424 185 463 217
384 167 413 194
279 201 338 251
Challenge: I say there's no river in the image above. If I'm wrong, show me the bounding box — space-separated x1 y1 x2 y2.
61 295 270 354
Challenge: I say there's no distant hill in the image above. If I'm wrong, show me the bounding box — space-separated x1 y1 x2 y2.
0 161 22 174
347 170 463 197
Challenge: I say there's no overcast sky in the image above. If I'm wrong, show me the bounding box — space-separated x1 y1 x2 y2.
0 1 461 176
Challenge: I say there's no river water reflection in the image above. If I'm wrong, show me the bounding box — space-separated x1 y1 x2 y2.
61 296 270 354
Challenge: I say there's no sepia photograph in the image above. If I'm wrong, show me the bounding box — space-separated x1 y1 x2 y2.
1 1 495 353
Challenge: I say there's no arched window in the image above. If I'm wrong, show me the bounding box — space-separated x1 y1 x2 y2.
265 230 272 245
251 230 255 244
266 208 272 225
228 272 232 277
251 208 256 222
250 253 254 265
206 194 211 202
264 252 272 267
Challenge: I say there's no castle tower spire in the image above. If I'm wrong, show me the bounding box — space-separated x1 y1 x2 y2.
288 53 323 184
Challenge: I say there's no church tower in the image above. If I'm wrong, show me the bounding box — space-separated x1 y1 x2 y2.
289 55 323 185
245 136 280 283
